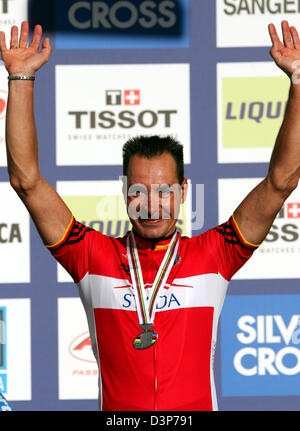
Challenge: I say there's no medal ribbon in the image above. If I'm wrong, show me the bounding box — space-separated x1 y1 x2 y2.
127 230 179 328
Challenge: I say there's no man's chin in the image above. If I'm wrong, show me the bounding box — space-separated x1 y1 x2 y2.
131 219 171 239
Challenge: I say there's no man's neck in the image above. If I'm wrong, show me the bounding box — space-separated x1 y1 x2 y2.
132 229 176 250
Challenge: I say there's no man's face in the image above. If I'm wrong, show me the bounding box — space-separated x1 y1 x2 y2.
125 152 187 239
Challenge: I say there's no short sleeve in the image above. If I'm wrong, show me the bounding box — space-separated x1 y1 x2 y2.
45 215 95 283
208 214 261 281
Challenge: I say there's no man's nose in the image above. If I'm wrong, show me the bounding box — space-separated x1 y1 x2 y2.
145 190 160 218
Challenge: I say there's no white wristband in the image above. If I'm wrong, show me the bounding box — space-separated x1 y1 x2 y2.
8 75 35 81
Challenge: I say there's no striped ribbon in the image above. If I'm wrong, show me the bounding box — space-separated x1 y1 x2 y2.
127 230 179 327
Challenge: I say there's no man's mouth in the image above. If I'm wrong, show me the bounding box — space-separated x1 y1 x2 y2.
139 218 162 225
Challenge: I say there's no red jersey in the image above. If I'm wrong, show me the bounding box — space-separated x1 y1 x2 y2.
47 215 258 411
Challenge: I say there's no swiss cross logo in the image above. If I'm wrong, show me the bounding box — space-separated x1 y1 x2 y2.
287 203 300 218
105 89 140 105
124 90 140 105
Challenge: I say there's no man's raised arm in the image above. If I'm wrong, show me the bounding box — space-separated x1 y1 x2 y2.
0 21 72 246
233 20 300 246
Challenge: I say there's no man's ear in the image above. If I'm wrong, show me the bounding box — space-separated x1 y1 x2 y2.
181 178 188 204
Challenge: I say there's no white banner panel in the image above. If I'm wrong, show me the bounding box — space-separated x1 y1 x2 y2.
217 61 288 164
55 64 190 165
218 178 300 279
58 297 98 400
0 182 30 283
0 298 31 400
216 0 300 47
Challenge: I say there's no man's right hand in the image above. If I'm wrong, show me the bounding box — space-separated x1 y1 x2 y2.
2 21 73 248
0 21 51 76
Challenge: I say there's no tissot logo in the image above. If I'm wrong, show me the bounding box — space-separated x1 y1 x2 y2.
106 89 141 105
56 64 190 165
68 87 177 130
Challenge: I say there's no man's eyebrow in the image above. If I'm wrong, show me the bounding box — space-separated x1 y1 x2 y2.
127 183 148 188
127 183 173 187
126 183 178 189
153 184 174 188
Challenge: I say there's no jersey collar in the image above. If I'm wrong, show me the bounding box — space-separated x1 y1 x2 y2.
132 229 179 251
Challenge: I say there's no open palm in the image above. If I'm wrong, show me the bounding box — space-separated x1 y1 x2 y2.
0 21 51 76
269 21 300 78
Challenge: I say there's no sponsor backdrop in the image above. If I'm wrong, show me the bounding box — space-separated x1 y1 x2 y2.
0 0 300 411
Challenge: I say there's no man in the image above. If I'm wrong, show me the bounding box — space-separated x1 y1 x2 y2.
0 20 299 411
